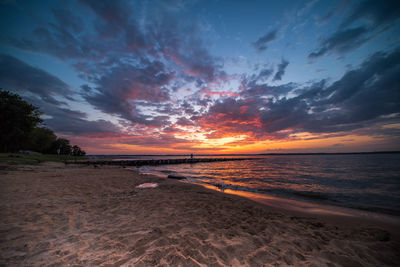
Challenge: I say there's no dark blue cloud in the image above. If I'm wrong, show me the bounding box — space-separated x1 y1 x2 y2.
242 81 295 99
0 54 121 136
0 54 72 105
43 106 120 135
308 26 369 59
309 0 400 60
253 30 277 51
256 68 274 82
340 0 400 29
273 59 289 81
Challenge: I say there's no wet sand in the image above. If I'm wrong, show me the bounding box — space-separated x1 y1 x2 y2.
0 162 399 266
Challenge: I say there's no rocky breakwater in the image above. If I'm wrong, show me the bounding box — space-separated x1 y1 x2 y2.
69 157 249 167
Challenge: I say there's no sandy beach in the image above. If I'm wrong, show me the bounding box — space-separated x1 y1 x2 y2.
0 162 399 266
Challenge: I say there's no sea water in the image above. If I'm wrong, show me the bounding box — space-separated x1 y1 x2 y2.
138 154 400 216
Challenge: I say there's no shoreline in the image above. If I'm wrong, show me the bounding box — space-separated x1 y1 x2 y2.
136 165 400 229
193 183 400 228
202 184 400 240
1 162 399 266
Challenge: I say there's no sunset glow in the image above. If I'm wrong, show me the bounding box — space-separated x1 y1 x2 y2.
1 0 399 154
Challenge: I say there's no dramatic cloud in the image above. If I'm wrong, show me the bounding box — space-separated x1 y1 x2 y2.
309 0 400 60
1 0 399 153
201 48 400 140
82 60 173 124
3 1 222 84
199 97 264 139
0 54 72 104
265 49 400 134
57 4 220 127
253 30 277 51
2 1 223 130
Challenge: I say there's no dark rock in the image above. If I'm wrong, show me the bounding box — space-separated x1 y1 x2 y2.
167 174 186 180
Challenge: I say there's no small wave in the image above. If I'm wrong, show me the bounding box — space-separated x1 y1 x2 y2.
160 170 174 174
137 166 168 178
132 154 400 216
293 191 330 200
200 181 263 194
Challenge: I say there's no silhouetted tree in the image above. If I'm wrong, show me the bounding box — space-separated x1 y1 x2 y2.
72 145 86 156
51 138 72 155
27 127 57 153
0 90 42 152
1 90 86 156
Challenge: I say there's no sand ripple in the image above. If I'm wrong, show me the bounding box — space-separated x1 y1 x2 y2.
0 162 399 266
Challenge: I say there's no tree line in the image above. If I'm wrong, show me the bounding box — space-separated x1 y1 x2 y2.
0 90 86 156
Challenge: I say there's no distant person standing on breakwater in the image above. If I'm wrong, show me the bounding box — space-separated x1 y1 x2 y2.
190 153 194 159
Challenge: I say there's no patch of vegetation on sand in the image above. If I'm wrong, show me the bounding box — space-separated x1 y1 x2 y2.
0 153 86 165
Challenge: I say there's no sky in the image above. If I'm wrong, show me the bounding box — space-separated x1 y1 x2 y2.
0 0 399 154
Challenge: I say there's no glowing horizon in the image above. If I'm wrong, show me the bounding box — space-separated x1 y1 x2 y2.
1 0 399 154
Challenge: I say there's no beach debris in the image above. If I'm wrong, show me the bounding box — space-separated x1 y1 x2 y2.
136 183 158 189
213 182 228 191
167 174 186 180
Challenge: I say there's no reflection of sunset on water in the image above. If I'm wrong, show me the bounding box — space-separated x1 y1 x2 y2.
145 154 400 217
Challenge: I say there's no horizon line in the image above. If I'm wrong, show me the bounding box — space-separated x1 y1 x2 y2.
87 151 400 156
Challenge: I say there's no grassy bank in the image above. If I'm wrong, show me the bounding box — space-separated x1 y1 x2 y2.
0 153 86 165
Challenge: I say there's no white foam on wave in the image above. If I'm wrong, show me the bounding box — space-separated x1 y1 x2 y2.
136 166 168 178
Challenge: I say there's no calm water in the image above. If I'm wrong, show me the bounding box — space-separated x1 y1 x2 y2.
138 154 400 216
